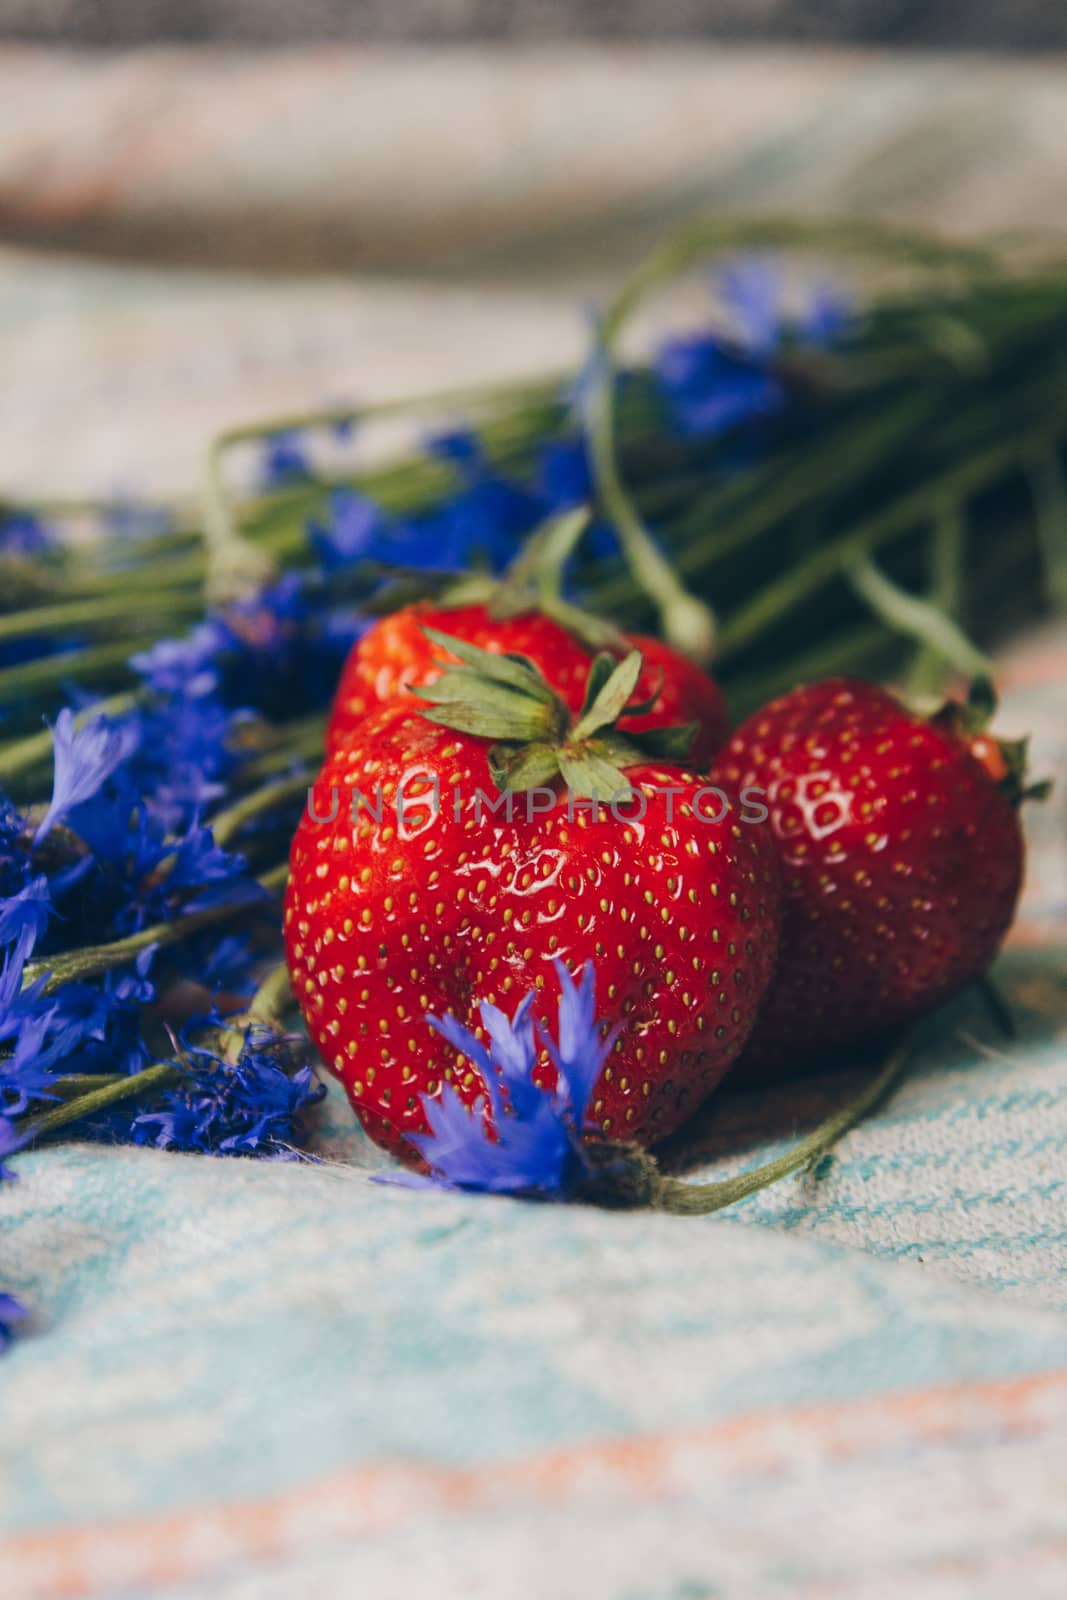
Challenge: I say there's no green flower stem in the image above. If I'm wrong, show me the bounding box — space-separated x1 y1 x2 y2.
724 621 896 722
0 690 142 785
72 553 207 598
241 715 326 780
210 773 313 848
5 493 188 529
0 637 157 706
601 215 995 344
24 863 289 994
24 1061 181 1141
909 499 967 697
1026 440 1067 612
201 375 564 587
582 391 936 621
216 961 294 1063
714 421 1066 660
847 551 993 681
202 452 280 605
49 1074 125 1098
18 965 296 1146
0 591 201 647
650 1037 913 1215
587 352 717 663
669 394 933 568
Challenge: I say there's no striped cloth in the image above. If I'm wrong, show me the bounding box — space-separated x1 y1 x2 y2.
1 625 1065 1599
2 43 1067 1598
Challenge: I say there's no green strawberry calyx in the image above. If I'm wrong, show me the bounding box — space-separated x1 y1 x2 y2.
411 627 696 798
436 507 631 656
930 677 1051 806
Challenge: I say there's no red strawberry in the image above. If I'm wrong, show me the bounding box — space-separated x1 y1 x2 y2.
287 639 778 1161
711 677 1025 1080
326 601 728 768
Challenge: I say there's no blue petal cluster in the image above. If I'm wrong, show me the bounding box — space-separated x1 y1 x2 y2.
382 963 617 1198
656 255 849 439
0 573 345 1152
0 1292 26 1352
1 1118 27 1352
126 1024 324 1158
0 512 53 557
313 429 552 578
260 430 313 489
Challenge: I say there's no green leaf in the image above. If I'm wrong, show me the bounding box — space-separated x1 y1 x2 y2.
540 596 629 654
417 692 557 742
557 745 632 803
626 721 698 762
571 649 644 741
421 627 554 703
435 574 501 609
965 675 998 728
578 653 619 719
488 742 563 794
847 554 993 682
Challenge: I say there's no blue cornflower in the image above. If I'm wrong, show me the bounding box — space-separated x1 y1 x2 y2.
1 1122 28 1355
129 1024 324 1158
0 1293 26 1353
261 430 313 489
656 339 781 440
35 708 142 845
0 927 156 1104
431 472 543 574
140 693 243 831
36 956 155 1080
0 1115 23 1181
0 513 52 557
0 876 52 954
130 623 226 697
134 572 360 721
415 429 544 572
198 933 260 998
656 255 850 440
538 436 593 511
0 1008 69 1113
384 962 617 1198
561 310 611 435
165 821 266 913
310 490 397 572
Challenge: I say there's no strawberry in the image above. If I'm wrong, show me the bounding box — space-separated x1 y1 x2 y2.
711 677 1026 1080
325 600 728 768
287 638 778 1162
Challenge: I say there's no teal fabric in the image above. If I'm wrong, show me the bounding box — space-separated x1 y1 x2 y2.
2 634 1066 1598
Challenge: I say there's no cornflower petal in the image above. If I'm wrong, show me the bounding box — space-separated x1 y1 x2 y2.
35 709 141 844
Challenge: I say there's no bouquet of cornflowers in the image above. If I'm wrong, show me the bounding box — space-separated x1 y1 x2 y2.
1 218 1062 1353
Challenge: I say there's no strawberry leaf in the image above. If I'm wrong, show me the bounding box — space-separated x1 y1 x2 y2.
556 745 632 802
488 742 562 794
571 650 643 741
421 627 558 704
625 722 698 762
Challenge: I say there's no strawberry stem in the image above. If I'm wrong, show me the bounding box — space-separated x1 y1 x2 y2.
1026 439 1067 613
585 336 717 665
22 862 289 994
846 553 993 681
580 1036 913 1215
20 962 296 1145
650 1037 913 1215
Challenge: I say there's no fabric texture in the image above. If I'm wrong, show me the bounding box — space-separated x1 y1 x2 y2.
2 43 1067 1600
2 629 1065 1599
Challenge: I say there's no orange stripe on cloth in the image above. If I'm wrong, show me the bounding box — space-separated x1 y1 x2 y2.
5 1366 1067 1599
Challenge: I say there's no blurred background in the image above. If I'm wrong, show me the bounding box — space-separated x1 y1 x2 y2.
1 4 1066 497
